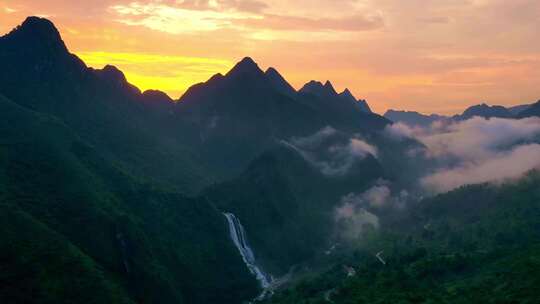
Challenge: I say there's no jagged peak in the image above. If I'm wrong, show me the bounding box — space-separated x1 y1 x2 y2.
226 56 264 77
339 88 357 102
323 80 337 94
300 80 339 98
3 17 66 50
300 80 324 91
265 67 297 97
265 67 279 75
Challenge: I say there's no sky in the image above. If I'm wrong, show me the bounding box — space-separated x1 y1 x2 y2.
1 0 539 114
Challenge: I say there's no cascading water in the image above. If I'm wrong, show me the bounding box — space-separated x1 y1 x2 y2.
223 212 272 294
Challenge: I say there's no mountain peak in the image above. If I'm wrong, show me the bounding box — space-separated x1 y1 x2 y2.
265 67 296 97
300 80 338 98
1 16 69 58
100 65 127 83
324 80 337 94
226 57 263 77
457 103 512 120
339 88 357 103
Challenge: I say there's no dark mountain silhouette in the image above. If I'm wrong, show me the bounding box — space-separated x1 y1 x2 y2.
0 16 214 194
265 67 297 97
454 103 513 120
357 99 372 113
338 88 357 103
340 89 372 113
178 57 388 175
517 100 540 118
300 80 338 98
296 80 384 131
508 103 532 115
384 109 448 127
338 89 372 113
385 101 534 128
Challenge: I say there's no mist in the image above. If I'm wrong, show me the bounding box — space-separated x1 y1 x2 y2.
384 116 540 193
281 126 378 176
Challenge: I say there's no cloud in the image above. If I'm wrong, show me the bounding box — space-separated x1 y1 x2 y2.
383 122 419 141
350 138 378 158
238 13 384 32
339 180 408 210
282 126 378 176
334 181 410 240
387 117 540 193
177 0 268 13
421 143 540 193
419 117 540 161
110 1 256 34
335 202 379 240
109 0 382 35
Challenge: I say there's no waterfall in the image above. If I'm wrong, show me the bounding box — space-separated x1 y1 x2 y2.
223 212 271 290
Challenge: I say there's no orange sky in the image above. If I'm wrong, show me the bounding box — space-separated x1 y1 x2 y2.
1 0 540 114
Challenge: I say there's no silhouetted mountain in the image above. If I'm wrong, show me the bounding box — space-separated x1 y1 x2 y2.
454 103 512 120
517 100 540 118
142 89 174 105
384 109 448 127
178 59 389 175
0 17 214 194
338 89 372 113
297 80 386 131
338 88 357 103
299 80 338 99
265 67 297 97
509 103 532 115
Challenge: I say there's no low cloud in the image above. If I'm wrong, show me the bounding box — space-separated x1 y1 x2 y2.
421 143 540 193
384 117 540 193
334 180 410 240
282 126 378 176
335 202 379 241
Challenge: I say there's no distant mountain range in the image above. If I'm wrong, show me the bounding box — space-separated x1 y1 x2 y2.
384 101 538 127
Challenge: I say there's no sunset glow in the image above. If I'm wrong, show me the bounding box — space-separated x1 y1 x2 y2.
2 0 539 114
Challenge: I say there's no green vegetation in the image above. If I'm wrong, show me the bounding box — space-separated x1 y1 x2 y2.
265 172 540 303
0 94 258 303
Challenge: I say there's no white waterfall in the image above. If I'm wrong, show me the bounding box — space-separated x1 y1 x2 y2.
223 212 272 290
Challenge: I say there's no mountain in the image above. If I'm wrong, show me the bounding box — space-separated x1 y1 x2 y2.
517 100 540 118
0 93 258 303
0 16 213 194
0 17 397 303
357 99 372 113
454 103 513 120
385 102 532 128
297 80 385 131
205 139 385 274
265 171 540 303
265 67 297 97
338 88 372 113
384 109 448 127
177 57 329 175
508 103 532 115
177 58 388 175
